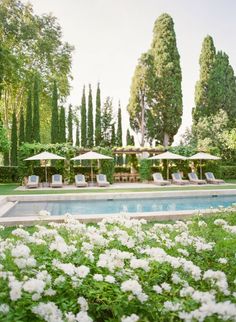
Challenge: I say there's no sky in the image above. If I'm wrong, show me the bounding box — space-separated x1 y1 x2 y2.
24 0 236 145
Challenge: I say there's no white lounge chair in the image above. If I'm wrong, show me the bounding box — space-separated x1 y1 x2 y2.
75 174 88 187
26 175 39 188
96 174 110 187
152 172 170 186
51 174 63 188
172 172 189 185
205 172 225 184
188 172 206 184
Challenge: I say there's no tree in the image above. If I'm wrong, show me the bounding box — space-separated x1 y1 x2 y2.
51 80 59 143
33 75 40 142
67 105 73 144
75 118 80 146
87 84 94 147
10 111 17 165
81 86 87 147
59 106 66 143
0 115 10 153
25 89 33 143
117 103 123 146
150 13 182 147
101 97 114 146
111 124 116 146
193 35 216 123
19 107 25 145
95 83 102 146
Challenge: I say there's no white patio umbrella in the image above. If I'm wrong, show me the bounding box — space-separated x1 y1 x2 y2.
148 151 187 180
71 151 113 184
25 151 65 184
188 152 221 179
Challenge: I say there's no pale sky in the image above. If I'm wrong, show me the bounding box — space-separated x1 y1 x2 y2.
24 0 236 145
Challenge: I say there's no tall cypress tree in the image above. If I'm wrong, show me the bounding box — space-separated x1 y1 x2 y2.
19 107 25 145
67 105 73 144
111 123 116 146
193 35 216 123
33 76 40 142
87 84 94 147
25 88 32 143
76 119 80 146
51 80 59 143
150 13 182 147
59 106 66 143
10 111 17 166
95 83 102 146
117 104 122 146
81 86 87 147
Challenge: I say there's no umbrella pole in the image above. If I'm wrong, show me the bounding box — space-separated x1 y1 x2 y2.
45 162 48 186
200 159 202 180
167 160 169 180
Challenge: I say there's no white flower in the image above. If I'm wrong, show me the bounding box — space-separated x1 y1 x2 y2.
214 219 227 226
164 301 182 312
105 275 116 284
93 274 103 282
0 304 9 314
11 244 31 258
23 278 46 294
75 311 93 322
121 313 139 322
153 285 162 294
32 302 63 322
130 258 149 271
160 282 171 292
77 297 88 311
75 265 90 278
218 258 228 264
54 275 66 285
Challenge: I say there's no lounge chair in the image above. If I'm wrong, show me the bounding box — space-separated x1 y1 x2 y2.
51 174 63 188
152 172 170 186
96 174 110 187
26 175 39 188
172 172 189 185
188 172 206 185
75 174 88 187
205 172 225 184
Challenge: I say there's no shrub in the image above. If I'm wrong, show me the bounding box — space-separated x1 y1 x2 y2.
0 166 19 183
139 159 152 181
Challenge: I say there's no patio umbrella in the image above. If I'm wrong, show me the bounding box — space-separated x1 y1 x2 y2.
148 151 187 180
71 151 113 184
25 151 65 184
188 152 221 179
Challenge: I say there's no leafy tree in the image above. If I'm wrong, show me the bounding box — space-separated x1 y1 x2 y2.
95 83 102 146
59 106 66 143
193 35 216 123
101 97 114 146
81 86 87 147
19 107 25 145
87 84 94 147
0 115 10 153
67 105 73 144
10 111 17 165
150 13 182 147
33 75 40 142
25 89 33 143
51 81 59 143
75 119 80 146
111 124 116 146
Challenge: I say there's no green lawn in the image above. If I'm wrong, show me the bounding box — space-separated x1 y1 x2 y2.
1 181 236 195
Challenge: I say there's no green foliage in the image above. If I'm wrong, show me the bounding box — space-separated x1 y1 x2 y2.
0 166 19 182
0 115 10 153
97 147 115 183
67 105 73 144
101 97 114 147
117 105 122 146
75 119 80 146
111 123 116 146
25 89 33 143
19 107 25 145
51 81 59 143
10 111 17 166
139 159 152 181
95 83 102 146
219 165 236 179
32 76 40 142
59 107 66 143
87 84 94 147
81 87 87 147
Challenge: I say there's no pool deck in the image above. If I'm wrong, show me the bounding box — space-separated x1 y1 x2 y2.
1 187 236 226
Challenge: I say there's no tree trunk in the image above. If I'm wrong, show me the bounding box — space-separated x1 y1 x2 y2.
163 132 169 148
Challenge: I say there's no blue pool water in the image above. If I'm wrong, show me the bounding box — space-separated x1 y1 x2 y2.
4 194 236 217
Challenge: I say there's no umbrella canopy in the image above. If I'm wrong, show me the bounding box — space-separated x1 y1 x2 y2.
188 152 221 179
24 151 65 184
25 151 65 161
71 151 113 161
71 151 113 184
148 151 186 180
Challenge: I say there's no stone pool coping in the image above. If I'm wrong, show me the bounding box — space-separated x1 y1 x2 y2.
1 189 236 226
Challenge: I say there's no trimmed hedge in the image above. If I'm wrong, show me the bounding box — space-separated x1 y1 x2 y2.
0 166 19 183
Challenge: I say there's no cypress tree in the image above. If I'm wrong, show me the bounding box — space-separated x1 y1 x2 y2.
33 76 40 142
111 123 116 146
59 106 66 143
67 105 73 144
81 86 87 147
25 88 33 143
193 35 216 123
117 104 122 146
76 119 80 146
19 107 25 145
150 13 183 147
95 83 102 146
10 111 17 166
87 84 94 147
51 80 59 143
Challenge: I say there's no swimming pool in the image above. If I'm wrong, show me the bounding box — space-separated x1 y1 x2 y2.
3 194 236 217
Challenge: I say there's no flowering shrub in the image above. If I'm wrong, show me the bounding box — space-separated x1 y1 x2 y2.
0 213 236 321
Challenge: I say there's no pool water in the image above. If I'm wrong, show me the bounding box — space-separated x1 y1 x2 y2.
4 194 236 217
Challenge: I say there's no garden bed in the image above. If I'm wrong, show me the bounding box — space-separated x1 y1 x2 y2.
0 212 236 321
